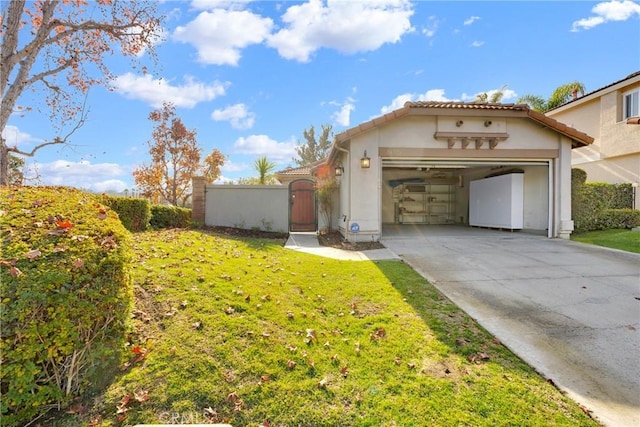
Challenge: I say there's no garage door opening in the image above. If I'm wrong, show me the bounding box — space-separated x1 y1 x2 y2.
381 159 551 237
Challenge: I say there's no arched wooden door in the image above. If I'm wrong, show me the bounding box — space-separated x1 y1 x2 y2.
289 179 317 232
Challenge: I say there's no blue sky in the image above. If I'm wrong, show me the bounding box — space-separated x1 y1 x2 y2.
4 0 640 192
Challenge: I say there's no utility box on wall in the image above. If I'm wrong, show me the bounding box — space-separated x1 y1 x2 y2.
469 173 524 230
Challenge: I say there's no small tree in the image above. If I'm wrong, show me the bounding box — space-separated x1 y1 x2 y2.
317 177 339 232
294 124 333 166
0 0 162 185
255 156 276 185
133 102 225 207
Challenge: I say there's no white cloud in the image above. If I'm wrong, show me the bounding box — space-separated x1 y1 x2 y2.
331 97 356 127
1 125 44 150
464 16 480 26
267 0 414 62
471 40 485 47
422 16 439 37
233 135 297 162
24 160 129 192
379 89 454 115
221 159 250 173
572 0 640 31
211 103 256 130
173 9 273 66
113 73 228 108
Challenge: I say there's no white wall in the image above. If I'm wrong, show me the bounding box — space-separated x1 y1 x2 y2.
204 185 289 233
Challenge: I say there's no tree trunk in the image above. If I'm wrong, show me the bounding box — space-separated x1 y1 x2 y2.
0 140 9 186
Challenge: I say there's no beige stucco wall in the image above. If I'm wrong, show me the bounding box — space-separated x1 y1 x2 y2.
337 113 573 242
549 79 640 185
204 185 289 233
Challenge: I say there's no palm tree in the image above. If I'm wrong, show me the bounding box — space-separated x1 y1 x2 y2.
475 84 508 103
518 81 585 112
254 156 276 185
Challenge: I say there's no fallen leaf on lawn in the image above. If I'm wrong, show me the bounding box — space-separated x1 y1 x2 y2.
227 391 240 403
192 321 203 330
72 259 84 269
407 362 416 369
318 377 328 388
261 294 271 301
354 341 361 354
88 415 102 426
47 229 67 236
66 397 84 414
245 294 251 302
261 331 271 337
370 328 386 340
260 374 271 384
306 329 317 341
9 266 22 277
53 246 67 253
286 360 296 369
180 300 188 309
394 357 401 365
118 393 132 409
133 389 150 403
33 221 43 228
97 208 108 220
100 235 117 249
340 366 349 377
56 220 73 229
115 412 128 423
225 306 235 315
25 249 41 261
204 406 218 416
262 420 271 427
323 341 331 348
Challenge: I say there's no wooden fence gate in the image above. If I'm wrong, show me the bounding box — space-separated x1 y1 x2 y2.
289 179 316 232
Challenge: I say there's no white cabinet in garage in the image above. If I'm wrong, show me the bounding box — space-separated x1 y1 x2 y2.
397 183 456 224
469 173 524 230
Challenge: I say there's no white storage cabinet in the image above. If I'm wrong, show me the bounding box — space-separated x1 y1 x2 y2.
469 173 524 230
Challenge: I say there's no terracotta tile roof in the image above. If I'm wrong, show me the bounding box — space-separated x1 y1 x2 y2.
276 165 312 176
334 101 593 150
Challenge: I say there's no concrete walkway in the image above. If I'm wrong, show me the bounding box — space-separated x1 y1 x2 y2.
285 232 400 261
285 227 640 426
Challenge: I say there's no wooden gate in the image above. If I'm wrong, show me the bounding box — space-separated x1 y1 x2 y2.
289 179 317 232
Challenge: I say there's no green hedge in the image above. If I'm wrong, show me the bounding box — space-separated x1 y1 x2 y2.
572 169 638 232
0 186 133 425
100 195 151 232
150 205 192 229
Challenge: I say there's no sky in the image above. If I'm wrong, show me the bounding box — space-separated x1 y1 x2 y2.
4 0 640 193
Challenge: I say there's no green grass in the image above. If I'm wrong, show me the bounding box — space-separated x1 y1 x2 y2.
52 229 597 426
572 228 640 253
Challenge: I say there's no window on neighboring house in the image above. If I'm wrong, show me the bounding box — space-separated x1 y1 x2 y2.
623 89 639 119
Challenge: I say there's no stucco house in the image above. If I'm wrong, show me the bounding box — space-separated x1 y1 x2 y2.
546 71 639 193
324 101 593 243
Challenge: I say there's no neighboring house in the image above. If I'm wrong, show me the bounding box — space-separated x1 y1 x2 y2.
324 101 593 243
546 71 639 191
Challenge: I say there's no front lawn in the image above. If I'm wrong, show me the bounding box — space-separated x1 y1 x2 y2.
53 229 596 426
572 228 640 253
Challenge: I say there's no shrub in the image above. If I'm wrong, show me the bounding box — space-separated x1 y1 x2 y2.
150 205 191 229
588 209 640 231
0 186 132 425
100 195 151 232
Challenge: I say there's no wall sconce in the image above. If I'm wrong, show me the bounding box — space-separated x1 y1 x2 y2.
484 120 492 127
334 162 344 176
360 150 370 168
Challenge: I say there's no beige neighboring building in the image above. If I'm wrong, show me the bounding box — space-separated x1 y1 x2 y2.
547 72 640 197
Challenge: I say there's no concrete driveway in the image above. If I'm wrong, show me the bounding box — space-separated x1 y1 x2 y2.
381 225 640 427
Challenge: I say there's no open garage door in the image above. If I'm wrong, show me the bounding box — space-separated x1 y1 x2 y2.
381 158 552 237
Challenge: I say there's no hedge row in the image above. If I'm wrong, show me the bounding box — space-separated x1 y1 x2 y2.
100 196 192 231
0 187 132 425
572 168 638 232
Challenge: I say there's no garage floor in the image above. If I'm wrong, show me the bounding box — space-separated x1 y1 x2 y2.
380 225 640 427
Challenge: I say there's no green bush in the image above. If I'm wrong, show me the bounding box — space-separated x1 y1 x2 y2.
588 209 640 231
150 205 192 229
572 169 637 232
100 195 151 232
0 186 133 425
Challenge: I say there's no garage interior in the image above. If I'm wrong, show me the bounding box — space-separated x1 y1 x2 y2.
381 159 551 235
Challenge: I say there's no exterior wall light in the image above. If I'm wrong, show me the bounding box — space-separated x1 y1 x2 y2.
360 150 370 168
334 163 344 176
